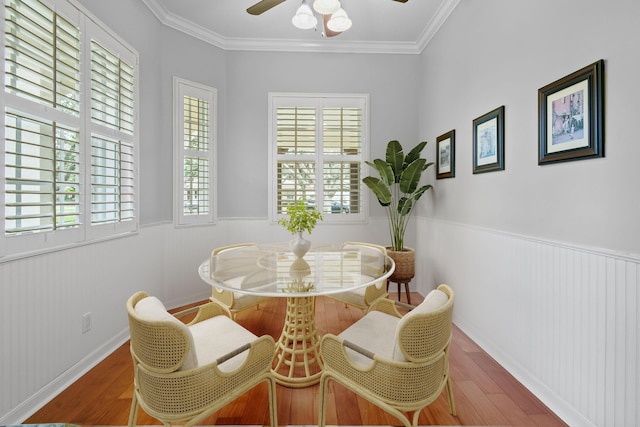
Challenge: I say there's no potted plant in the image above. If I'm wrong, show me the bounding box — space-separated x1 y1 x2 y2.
362 140 433 282
278 199 323 258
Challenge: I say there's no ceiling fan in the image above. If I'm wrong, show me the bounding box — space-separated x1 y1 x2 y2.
247 0 409 37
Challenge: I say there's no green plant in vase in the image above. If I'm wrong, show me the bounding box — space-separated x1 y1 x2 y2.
362 140 433 282
278 200 323 258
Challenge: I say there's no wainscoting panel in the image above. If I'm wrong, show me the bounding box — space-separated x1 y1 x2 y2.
0 226 169 424
417 218 639 427
0 218 393 424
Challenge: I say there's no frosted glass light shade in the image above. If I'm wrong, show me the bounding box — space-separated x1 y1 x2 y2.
292 2 317 29
313 0 340 15
326 8 352 32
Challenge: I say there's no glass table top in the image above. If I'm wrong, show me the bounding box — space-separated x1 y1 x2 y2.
198 243 395 297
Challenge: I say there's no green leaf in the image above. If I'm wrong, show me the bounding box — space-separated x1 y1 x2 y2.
413 184 432 201
373 158 394 186
404 140 427 166
385 140 404 183
362 176 392 206
364 160 377 169
399 158 426 194
277 199 323 235
397 197 413 216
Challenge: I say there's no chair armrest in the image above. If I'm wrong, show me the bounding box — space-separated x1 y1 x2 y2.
394 300 416 311
367 298 404 318
172 305 199 319
321 334 388 372
211 335 275 374
216 342 251 365
343 339 375 360
364 282 388 305
211 287 235 307
185 301 227 325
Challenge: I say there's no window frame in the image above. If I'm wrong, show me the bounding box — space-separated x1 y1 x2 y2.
1 0 139 259
268 92 369 224
172 77 217 227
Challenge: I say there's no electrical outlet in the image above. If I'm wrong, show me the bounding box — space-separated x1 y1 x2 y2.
82 312 91 334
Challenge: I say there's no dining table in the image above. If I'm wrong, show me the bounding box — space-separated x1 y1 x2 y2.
198 242 395 388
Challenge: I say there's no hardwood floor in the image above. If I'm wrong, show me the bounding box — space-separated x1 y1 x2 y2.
26 293 567 426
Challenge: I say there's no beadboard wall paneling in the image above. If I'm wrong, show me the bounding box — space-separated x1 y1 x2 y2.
0 226 167 424
5 216 634 426
0 218 392 424
417 217 639 427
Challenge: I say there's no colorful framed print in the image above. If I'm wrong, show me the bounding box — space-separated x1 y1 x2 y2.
473 106 505 174
538 60 604 164
436 130 455 179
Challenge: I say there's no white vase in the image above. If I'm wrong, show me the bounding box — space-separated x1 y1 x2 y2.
290 231 311 258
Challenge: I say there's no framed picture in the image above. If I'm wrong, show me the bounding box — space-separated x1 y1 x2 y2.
538 59 604 164
436 130 455 179
473 106 505 174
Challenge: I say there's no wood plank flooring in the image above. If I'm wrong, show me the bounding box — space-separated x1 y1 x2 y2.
26 293 567 426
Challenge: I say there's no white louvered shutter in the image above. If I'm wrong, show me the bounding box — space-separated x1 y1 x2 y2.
271 94 367 222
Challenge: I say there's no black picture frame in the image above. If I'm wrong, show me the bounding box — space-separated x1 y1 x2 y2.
538 59 604 165
473 106 505 174
436 130 455 179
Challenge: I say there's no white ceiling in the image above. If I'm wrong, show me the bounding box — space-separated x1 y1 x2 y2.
141 0 460 54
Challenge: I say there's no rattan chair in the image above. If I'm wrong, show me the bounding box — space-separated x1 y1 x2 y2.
209 243 272 319
325 242 389 312
126 291 277 427
318 284 456 427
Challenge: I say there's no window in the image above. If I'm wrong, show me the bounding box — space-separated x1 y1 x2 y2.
1 0 138 257
173 78 216 226
269 93 368 222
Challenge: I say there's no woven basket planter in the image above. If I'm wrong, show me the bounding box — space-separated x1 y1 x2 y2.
386 247 415 282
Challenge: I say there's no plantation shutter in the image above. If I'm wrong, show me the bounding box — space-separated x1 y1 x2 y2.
90 40 134 134
4 0 81 237
4 0 80 114
322 106 362 214
173 78 215 226
276 106 317 213
182 95 210 216
89 40 135 226
2 0 138 256
271 94 367 221
5 111 80 235
90 135 134 224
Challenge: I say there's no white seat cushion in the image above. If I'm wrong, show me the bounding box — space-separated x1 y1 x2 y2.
135 296 259 373
337 288 449 366
189 315 258 372
338 310 400 367
134 296 198 371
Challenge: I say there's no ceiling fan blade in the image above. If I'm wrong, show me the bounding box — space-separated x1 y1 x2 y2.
393 0 409 2
323 14 342 37
247 0 286 15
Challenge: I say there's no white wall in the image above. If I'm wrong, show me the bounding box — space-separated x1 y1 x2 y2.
417 0 640 426
221 50 422 218
419 0 639 255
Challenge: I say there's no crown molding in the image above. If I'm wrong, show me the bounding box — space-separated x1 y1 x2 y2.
416 0 461 52
141 0 459 55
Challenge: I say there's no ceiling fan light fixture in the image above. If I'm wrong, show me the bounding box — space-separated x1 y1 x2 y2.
326 7 352 32
313 0 341 15
292 0 317 29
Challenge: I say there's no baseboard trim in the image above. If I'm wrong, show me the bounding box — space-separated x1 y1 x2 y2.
0 329 130 425
454 319 594 427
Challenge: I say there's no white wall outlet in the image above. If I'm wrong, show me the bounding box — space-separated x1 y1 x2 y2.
82 312 91 334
